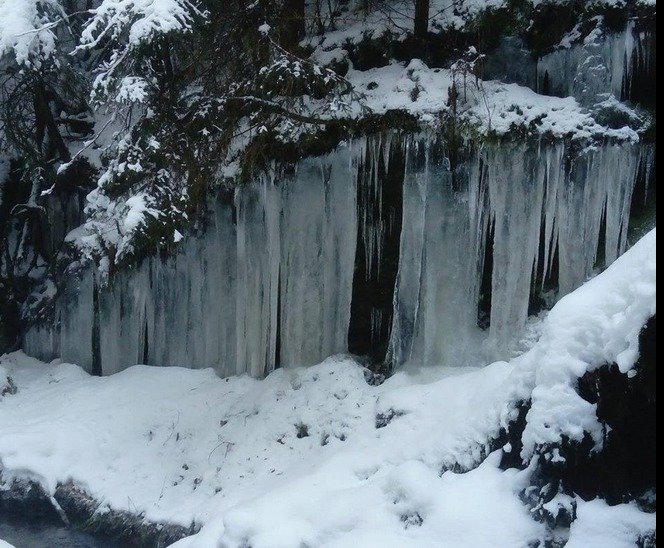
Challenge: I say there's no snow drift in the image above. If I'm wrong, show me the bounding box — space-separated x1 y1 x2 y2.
1 228 656 547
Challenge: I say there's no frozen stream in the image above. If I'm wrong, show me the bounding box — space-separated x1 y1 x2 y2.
0 513 120 548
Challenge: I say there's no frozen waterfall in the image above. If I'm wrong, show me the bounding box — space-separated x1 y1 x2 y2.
24 135 650 375
536 21 655 105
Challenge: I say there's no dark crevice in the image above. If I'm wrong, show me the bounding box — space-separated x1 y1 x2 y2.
595 202 608 269
477 217 495 330
142 315 149 365
91 277 102 376
348 139 405 364
541 69 551 96
529 218 549 316
628 150 656 245
624 30 656 109
275 264 282 370
549 238 560 291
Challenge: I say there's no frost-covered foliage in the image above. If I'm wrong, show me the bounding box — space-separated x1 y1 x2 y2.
0 0 204 341
77 0 204 101
72 17 364 269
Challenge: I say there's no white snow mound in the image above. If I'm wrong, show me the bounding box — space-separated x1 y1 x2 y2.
0 230 656 548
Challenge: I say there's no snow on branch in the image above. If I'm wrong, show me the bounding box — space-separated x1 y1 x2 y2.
0 0 63 67
77 0 206 99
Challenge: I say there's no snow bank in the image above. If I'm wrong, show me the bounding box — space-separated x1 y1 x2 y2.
567 499 657 548
0 230 656 546
0 354 518 533
509 229 657 459
348 60 640 140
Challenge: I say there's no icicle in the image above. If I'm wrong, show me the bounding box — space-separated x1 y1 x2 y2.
54 269 95 373
25 134 646 377
388 136 429 366
537 21 641 103
541 144 564 288
320 148 359 361
484 143 545 357
234 177 280 377
603 143 639 264
639 144 655 205
390 137 486 368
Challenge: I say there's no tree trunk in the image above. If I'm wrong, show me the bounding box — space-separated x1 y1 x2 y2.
414 0 430 40
280 0 306 52
33 80 71 163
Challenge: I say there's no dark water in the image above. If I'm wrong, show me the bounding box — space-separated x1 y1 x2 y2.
0 513 120 548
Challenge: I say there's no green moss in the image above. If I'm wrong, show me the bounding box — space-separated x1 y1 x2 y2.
236 110 420 181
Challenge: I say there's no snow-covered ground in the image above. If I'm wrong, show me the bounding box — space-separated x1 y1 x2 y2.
0 229 656 547
344 59 642 139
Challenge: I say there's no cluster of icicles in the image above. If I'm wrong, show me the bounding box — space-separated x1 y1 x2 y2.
536 20 654 104
24 134 653 378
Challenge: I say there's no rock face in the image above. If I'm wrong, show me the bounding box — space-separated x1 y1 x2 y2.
572 315 656 505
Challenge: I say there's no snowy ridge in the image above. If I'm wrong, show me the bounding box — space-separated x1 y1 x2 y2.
1 229 656 547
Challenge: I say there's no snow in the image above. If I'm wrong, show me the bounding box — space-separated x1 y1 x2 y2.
0 352 547 546
1 229 656 547
79 0 198 49
344 59 640 140
116 76 150 103
509 229 657 459
0 354 516 531
0 0 58 66
123 194 158 233
567 499 657 548
184 452 541 548
0 540 15 548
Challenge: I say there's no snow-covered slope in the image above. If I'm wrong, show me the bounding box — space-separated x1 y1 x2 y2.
0 230 656 547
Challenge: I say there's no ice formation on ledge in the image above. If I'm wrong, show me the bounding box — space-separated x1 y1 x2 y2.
24 133 651 377
536 21 654 104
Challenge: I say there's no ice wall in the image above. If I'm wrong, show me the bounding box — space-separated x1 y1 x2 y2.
25 146 360 376
388 137 646 366
536 22 654 105
24 136 649 375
